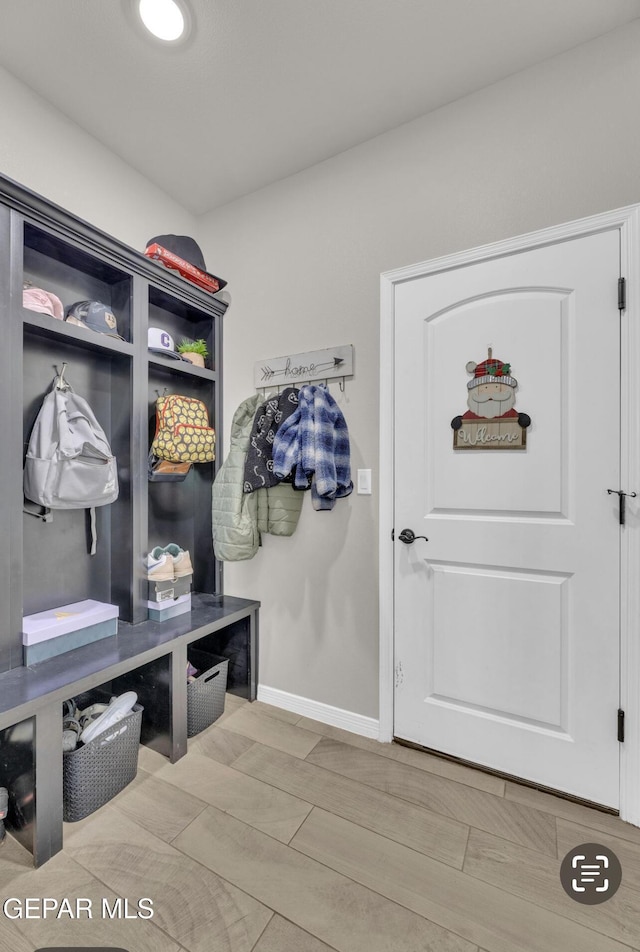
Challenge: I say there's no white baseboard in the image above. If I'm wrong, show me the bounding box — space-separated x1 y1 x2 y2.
257 685 380 740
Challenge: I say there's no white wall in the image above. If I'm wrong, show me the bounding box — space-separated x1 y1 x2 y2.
0 65 196 249
4 20 640 724
199 21 640 721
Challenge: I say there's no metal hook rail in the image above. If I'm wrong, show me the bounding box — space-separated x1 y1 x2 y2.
254 345 353 394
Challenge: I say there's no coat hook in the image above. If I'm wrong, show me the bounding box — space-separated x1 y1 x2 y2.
56 362 69 390
339 377 345 392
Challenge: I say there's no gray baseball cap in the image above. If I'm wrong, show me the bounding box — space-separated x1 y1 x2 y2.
65 301 125 340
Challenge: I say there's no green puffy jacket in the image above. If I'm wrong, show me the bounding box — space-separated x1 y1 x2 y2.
211 394 303 561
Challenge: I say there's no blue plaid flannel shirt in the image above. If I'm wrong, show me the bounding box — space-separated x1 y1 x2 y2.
273 384 353 510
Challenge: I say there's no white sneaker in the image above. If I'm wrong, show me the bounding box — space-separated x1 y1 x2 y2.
146 549 175 582
79 692 138 745
163 543 194 578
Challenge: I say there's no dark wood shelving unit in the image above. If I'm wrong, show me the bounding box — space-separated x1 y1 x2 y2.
0 173 257 866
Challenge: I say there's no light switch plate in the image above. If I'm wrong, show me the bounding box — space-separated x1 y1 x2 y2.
357 469 372 494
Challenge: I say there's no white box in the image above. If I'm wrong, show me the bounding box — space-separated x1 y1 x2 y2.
146 593 191 622
22 599 119 665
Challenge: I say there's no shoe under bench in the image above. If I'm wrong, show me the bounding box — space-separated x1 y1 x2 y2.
0 593 259 867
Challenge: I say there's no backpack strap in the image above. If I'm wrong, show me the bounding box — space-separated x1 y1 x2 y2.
24 502 97 553
23 500 53 522
88 507 97 556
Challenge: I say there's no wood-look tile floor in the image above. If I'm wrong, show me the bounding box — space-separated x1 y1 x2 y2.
2 694 640 952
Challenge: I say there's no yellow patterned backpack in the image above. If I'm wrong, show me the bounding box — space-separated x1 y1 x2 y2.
151 394 216 463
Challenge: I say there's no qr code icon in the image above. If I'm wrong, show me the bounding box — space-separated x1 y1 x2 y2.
560 843 622 904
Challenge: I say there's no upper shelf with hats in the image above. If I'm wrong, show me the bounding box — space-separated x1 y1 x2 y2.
18 216 226 376
1 171 228 317
22 220 134 354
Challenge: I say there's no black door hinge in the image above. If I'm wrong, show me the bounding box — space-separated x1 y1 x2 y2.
619 277 626 312
618 708 625 743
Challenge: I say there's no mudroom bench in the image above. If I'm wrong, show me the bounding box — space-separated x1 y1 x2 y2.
0 594 259 867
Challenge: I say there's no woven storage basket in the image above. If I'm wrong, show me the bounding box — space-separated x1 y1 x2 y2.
63 703 143 822
187 648 228 737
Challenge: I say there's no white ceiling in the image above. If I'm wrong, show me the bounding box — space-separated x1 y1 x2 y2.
1 0 639 215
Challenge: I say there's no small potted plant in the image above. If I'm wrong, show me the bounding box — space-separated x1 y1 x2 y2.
177 338 209 368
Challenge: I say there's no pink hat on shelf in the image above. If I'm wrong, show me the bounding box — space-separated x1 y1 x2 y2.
23 287 64 320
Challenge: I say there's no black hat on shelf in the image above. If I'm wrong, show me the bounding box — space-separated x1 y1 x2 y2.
145 235 226 289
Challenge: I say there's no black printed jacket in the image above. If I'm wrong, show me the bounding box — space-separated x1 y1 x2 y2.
243 387 299 492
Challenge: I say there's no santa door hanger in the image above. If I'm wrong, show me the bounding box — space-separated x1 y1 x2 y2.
451 347 531 450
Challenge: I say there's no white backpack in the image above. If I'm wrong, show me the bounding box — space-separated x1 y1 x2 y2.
24 371 119 554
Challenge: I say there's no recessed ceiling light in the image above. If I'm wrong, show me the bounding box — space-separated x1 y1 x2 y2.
137 0 189 42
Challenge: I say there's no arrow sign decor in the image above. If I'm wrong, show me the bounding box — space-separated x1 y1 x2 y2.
254 345 353 389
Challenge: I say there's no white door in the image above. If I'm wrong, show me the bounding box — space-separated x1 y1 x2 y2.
393 228 621 808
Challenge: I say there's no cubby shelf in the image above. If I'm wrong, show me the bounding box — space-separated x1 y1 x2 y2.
148 353 218 382
0 172 257 867
23 308 135 356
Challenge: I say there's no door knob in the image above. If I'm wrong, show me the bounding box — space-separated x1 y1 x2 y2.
398 528 428 544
